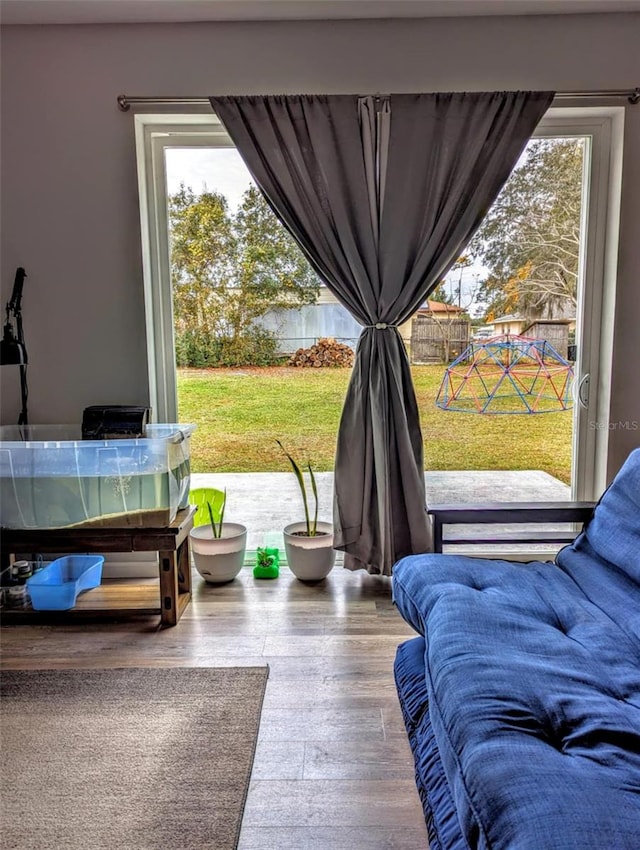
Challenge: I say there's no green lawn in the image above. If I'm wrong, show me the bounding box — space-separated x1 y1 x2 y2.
178 365 573 482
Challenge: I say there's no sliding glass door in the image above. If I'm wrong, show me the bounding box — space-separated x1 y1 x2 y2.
134 107 623 500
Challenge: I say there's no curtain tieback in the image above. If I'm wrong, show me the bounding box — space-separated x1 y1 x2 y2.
366 323 397 330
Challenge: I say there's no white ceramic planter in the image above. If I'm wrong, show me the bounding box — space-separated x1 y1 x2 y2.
283 521 336 581
190 523 247 584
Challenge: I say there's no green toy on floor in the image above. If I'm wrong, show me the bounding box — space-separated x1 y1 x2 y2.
253 547 280 579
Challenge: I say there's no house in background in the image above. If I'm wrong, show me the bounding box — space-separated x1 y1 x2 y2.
489 314 528 336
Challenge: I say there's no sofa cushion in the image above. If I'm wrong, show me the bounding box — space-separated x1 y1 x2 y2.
395 637 470 850
560 446 640 581
392 553 640 849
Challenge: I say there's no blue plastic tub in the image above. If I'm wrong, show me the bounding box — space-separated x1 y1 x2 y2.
26 555 104 610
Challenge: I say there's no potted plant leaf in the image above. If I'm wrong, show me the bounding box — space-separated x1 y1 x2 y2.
277 441 335 581
188 487 247 583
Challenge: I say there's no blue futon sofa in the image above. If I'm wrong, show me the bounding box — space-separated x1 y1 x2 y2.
392 448 640 849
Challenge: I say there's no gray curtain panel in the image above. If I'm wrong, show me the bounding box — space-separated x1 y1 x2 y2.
209 91 554 575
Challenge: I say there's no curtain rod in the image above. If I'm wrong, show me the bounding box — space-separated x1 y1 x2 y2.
117 88 640 111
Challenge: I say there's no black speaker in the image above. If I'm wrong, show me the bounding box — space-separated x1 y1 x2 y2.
81 405 151 440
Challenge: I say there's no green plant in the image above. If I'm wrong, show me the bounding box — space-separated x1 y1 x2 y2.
253 546 280 579
207 489 227 538
256 548 275 568
174 328 281 367
276 440 319 536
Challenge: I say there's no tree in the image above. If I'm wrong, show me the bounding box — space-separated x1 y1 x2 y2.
430 282 456 306
169 186 237 339
232 186 320 334
169 183 321 365
423 256 477 362
468 139 584 322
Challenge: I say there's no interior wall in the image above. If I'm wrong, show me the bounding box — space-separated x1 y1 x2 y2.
1 13 639 476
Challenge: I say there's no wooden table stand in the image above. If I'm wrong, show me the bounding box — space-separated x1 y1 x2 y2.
1 507 195 628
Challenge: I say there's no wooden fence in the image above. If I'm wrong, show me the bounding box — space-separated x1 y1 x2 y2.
411 316 470 363
524 322 570 360
410 316 470 364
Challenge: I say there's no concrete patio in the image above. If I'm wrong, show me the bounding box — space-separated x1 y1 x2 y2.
192 469 571 551
103 469 572 578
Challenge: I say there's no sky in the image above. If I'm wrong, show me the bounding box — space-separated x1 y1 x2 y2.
164 147 487 315
165 147 255 211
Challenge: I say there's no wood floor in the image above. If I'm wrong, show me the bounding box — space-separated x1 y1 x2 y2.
0 563 430 850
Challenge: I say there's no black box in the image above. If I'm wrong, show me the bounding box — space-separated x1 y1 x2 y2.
81 405 151 440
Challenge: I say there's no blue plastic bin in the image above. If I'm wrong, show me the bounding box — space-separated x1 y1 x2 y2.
26 555 104 610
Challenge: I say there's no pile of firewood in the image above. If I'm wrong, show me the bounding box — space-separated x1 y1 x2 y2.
288 337 355 368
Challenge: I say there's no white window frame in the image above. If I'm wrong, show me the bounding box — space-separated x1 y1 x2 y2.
533 108 624 499
135 107 624 500
135 113 232 422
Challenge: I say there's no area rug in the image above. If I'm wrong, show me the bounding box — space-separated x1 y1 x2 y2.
0 666 269 850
